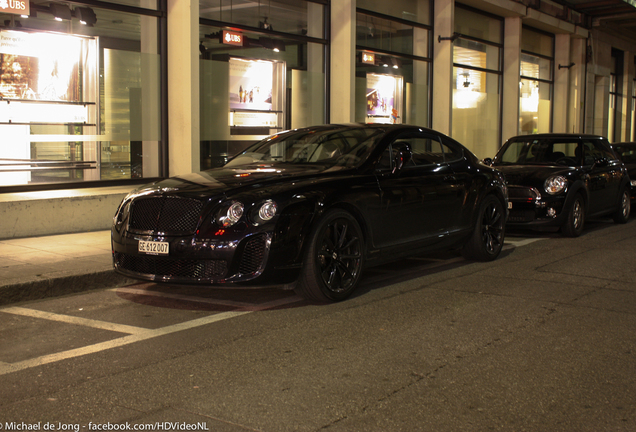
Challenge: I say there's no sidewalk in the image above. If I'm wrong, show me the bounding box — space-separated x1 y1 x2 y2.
0 231 134 306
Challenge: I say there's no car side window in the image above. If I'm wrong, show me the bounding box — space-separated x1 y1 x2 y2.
582 140 615 165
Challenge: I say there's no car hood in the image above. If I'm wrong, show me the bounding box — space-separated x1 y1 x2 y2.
494 164 573 187
131 163 348 198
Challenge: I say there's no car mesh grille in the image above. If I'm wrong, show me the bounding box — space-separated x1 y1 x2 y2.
114 252 227 279
508 186 540 200
129 197 202 233
238 235 268 275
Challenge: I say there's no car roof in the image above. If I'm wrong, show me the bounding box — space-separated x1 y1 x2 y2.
506 133 607 141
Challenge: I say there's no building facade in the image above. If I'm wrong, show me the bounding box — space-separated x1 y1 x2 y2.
0 0 635 235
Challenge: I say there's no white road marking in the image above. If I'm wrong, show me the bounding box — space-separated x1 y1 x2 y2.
2 306 148 334
0 310 250 376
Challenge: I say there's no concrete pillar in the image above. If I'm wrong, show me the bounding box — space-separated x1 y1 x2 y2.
568 37 587 134
167 0 200 175
553 34 570 133
502 17 521 143
620 50 631 142
330 0 355 123
433 0 453 135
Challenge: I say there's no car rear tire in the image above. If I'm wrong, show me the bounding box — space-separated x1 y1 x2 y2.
612 186 631 224
462 194 505 261
295 209 364 302
562 193 585 237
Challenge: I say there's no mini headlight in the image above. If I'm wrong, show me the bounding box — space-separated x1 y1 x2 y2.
258 200 277 221
544 175 567 195
218 201 244 227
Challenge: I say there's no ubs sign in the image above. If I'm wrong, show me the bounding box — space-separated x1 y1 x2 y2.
0 0 30 15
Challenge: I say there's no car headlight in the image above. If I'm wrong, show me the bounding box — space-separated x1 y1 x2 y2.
217 201 244 227
251 200 277 226
544 175 567 195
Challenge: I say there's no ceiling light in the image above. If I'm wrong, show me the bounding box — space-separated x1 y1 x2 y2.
50 4 72 21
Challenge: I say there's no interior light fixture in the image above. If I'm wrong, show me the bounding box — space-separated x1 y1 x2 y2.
50 4 72 21
75 7 97 26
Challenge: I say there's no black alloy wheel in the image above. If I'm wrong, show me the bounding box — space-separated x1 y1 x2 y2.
562 193 585 237
613 187 631 224
296 209 364 302
462 194 505 261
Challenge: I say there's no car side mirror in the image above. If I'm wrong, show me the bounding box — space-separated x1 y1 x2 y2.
593 157 609 168
392 142 412 174
482 157 493 166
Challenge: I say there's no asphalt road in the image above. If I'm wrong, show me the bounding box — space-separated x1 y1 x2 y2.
1 218 635 431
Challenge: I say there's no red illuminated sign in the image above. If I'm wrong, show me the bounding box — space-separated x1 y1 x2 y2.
222 30 243 47
361 52 375 65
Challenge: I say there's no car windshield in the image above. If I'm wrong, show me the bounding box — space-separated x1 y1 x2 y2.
226 127 385 168
494 139 580 166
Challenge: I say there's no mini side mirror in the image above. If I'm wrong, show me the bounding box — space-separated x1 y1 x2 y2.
482 157 493 166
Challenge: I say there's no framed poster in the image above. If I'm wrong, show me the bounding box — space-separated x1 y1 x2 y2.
366 73 403 124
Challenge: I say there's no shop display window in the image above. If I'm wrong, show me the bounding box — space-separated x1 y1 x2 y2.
199 0 327 170
355 7 431 128
451 6 502 160
0 2 164 189
518 26 554 136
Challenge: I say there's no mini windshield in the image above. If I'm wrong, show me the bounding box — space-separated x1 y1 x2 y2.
226 127 385 168
494 139 580 166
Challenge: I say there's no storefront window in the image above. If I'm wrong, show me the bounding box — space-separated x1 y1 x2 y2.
0 2 164 189
199 1 326 169
355 8 431 127
519 27 553 135
357 0 430 25
451 6 502 159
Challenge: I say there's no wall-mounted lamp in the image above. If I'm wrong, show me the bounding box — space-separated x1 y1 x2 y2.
558 62 575 69
438 33 459 43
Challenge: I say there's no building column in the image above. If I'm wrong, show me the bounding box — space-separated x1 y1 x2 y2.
432 0 453 135
620 50 632 141
568 36 587 134
553 34 571 132
502 16 521 144
167 0 200 175
330 0 356 123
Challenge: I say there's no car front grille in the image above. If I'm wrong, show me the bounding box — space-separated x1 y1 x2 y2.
129 197 202 233
114 252 227 279
508 186 541 201
238 234 268 275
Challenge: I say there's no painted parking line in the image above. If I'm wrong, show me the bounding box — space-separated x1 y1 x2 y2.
0 309 250 376
114 286 305 311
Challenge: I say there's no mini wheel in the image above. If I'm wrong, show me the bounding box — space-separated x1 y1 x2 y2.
613 186 631 224
562 193 585 237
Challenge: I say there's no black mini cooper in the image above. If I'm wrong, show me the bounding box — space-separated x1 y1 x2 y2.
489 133 631 237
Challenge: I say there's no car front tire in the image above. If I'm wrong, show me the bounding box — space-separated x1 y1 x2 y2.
562 192 585 237
462 194 505 261
296 209 364 302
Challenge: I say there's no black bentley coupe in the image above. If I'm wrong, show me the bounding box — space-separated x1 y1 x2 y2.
489 133 631 237
112 124 508 302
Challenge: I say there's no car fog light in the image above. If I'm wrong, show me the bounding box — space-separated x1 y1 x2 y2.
547 207 557 218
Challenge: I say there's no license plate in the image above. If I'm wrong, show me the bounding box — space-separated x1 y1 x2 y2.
138 240 169 255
